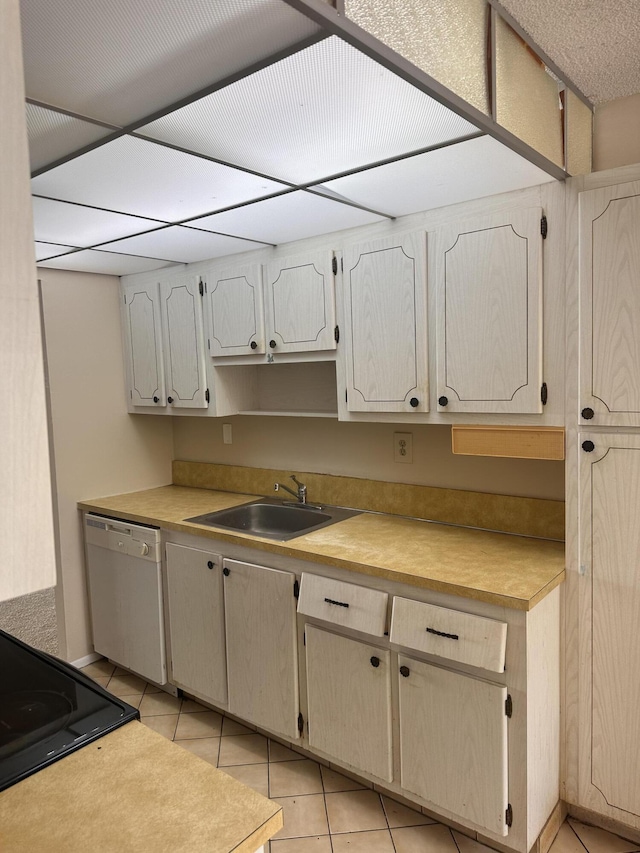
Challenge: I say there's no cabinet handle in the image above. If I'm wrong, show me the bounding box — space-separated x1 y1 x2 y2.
250 341 258 350
438 396 448 407
426 626 459 641
269 340 277 349
207 560 215 570
370 656 380 668
153 396 159 403
324 597 349 608
167 396 174 404
582 440 595 453
400 665 410 678
223 567 230 576
409 397 419 408
581 407 594 420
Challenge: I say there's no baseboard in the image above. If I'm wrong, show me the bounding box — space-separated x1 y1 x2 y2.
532 801 568 853
567 804 640 845
70 651 101 668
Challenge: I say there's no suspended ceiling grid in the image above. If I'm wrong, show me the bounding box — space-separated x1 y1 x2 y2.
23 0 560 276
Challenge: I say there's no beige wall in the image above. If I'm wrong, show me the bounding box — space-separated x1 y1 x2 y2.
40 268 174 663
593 92 640 171
173 416 565 501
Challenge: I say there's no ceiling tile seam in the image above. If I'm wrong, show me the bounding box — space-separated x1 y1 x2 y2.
278 0 568 181
26 99 123 130
31 193 171 225
36 239 83 249
301 187 394 220
29 32 329 180
180 224 276 248
85 224 275 254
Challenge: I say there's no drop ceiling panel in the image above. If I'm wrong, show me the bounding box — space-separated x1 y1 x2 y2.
139 36 478 184
35 242 76 261
21 0 322 125
30 136 288 221
26 104 115 172
313 136 556 217
37 250 175 276
189 191 386 245
100 226 267 263
32 197 162 247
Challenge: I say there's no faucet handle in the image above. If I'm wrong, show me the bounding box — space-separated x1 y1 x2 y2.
290 474 304 487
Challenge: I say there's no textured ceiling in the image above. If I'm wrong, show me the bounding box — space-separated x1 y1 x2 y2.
498 0 640 103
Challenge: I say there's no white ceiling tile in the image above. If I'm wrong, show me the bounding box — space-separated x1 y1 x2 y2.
26 104 114 173
31 136 288 221
313 136 557 217
35 241 76 261
31 197 162 247
37 250 176 276
21 0 321 125
100 226 267 263
189 191 386 244
139 36 478 184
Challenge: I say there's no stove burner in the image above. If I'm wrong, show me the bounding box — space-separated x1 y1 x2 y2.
0 691 74 757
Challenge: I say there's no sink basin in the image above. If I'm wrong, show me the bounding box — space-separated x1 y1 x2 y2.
185 499 360 541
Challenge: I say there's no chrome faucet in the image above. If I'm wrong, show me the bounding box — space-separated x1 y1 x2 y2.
274 475 307 504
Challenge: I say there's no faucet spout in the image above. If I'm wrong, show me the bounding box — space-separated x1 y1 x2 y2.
274 475 307 504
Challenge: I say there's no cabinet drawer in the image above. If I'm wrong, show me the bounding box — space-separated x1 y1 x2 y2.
390 597 506 672
298 573 388 636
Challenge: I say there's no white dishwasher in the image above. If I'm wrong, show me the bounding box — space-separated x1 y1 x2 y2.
84 513 167 685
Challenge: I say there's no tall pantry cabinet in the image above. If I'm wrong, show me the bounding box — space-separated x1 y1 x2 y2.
565 172 640 831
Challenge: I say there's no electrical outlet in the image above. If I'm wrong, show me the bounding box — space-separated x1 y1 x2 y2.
222 423 232 445
394 432 413 463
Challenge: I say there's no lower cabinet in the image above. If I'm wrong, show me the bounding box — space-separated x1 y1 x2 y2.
165 543 227 705
397 655 509 837
305 625 393 781
223 558 299 740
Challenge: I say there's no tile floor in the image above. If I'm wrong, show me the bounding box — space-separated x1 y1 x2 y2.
83 660 640 853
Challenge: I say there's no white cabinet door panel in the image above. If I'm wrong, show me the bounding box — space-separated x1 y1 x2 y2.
398 655 508 836
206 263 265 357
160 274 208 409
435 208 543 414
123 280 165 408
579 181 640 426
265 252 336 354
343 231 428 412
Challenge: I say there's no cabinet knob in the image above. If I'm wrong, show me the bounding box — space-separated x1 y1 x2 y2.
269 340 277 349
582 440 595 453
167 396 174 404
250 341 258 350
223 567 230 576
581 407 595 420
409 397 419 408
438 396 448 407
153 396 159 404
400 665 410 678
207 560 215 570
370 656 380 668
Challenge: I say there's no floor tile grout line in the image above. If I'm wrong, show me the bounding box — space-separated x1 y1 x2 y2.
380 793 399 853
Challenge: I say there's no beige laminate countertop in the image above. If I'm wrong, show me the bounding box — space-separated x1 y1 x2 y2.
79 485 565 610
0 721 282 853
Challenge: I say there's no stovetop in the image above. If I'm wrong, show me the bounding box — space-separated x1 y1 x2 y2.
0 629 139 792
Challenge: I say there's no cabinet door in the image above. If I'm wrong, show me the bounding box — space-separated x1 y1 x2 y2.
343 231 428 412
305 625 392 781
165 543 227 705
264 251 336 354
578 434 640 818
579 181 640 426
122 280 165 408
398 655 508 836
205 263 265 357
223 559 299 739
435 208 543 414
159 273 208 409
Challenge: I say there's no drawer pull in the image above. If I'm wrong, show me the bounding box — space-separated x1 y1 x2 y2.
324 597 349 608
426 627 459 641
400 665 410 678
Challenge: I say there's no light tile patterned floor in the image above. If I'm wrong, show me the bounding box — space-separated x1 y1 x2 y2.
83 660 640 853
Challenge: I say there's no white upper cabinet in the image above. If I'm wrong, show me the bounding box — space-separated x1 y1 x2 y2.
264 251 337 354
122 279 166 408
204 263 265 357
343 231 428 413
435 208 543 414
579 180 640 427
159 273 208 409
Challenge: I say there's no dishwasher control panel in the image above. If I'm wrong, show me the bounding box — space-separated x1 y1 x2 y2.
84 514 161 562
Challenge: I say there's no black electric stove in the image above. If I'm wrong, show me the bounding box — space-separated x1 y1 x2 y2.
0 629 139 792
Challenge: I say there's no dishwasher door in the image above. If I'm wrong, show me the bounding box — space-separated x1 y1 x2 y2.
84 514 166 685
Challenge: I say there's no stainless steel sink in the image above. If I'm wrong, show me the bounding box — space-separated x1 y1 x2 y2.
185 499 360 541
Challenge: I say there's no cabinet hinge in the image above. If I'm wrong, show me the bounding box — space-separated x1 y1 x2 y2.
505 694 513 718
293 579 300 599
345 389 348 403
130 389 132 399
540 216 548 239
303 631 306 646
334 325 340 344
505 804 513 827
205 388 210 404
341 257 344 272
198 278 204 296
332 257 338 276
207 338 210 351
541 382 548 406
297 712 304 736
123 293 126 304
